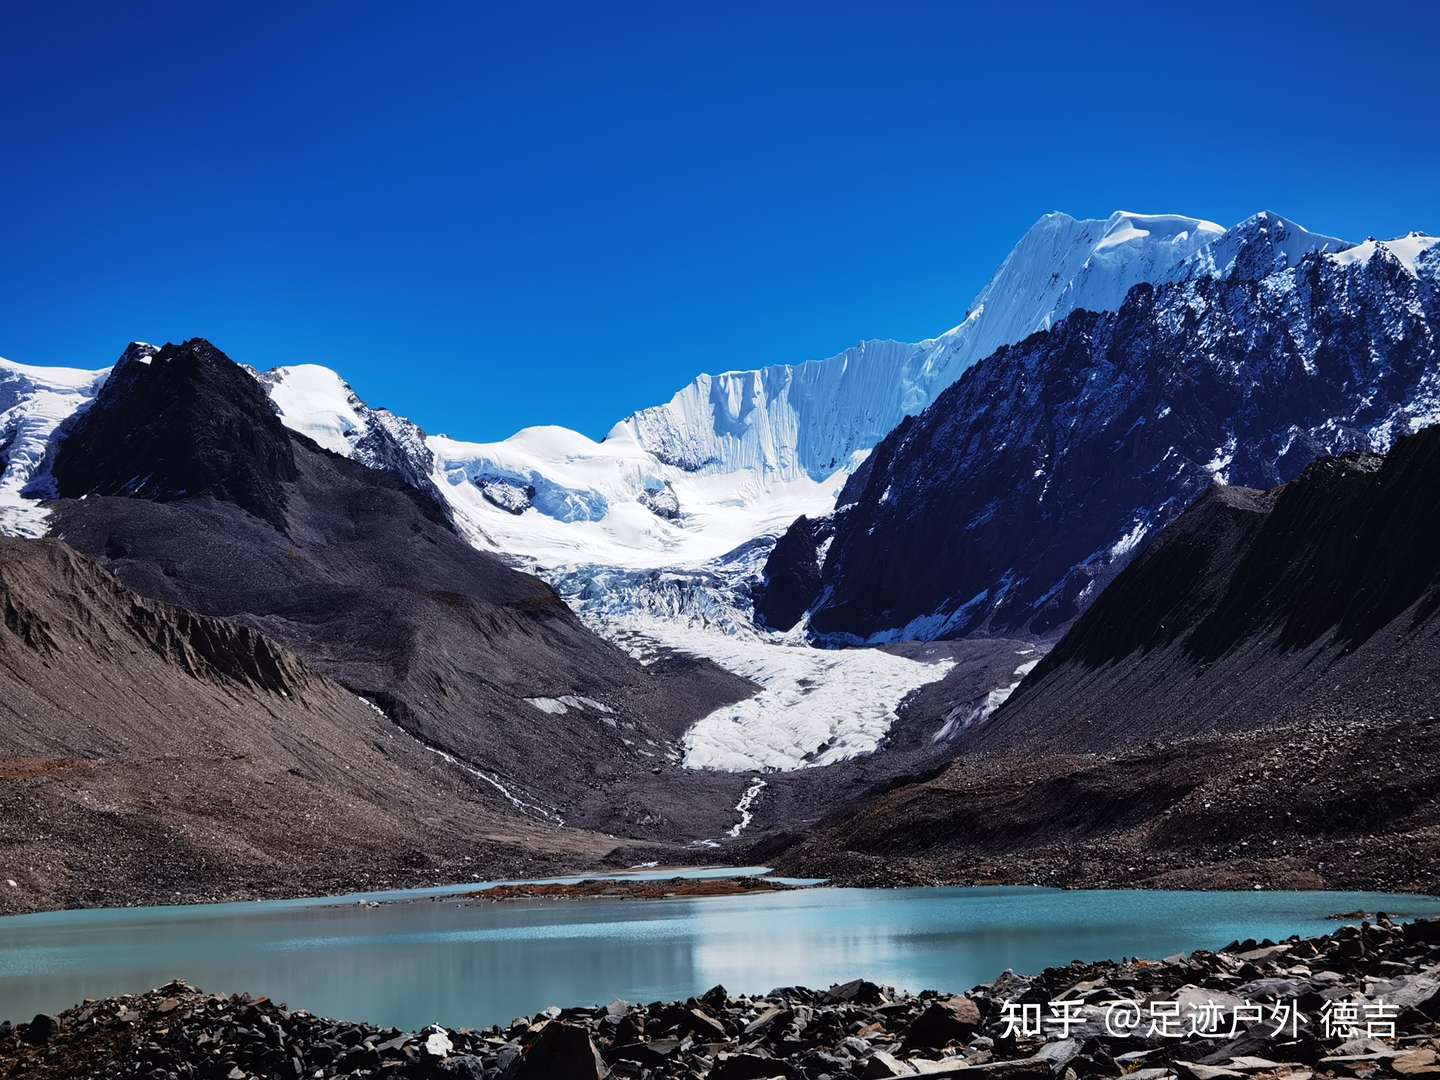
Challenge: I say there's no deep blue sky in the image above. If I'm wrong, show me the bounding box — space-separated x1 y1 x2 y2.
4 2 1436 441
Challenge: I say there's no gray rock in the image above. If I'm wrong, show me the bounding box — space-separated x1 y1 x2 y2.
439 1056 488 1079
1032 1039 1083 1073
862 1049 917 1077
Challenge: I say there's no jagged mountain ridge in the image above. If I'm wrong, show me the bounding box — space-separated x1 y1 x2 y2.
0 209 1348 578
617 212 1232 482
967 424 1440 753
767 222 1440 642
768 428 1440 891
426 211 1254 569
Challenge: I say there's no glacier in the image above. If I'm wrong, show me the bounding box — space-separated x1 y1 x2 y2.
1 208 1394 773
389 209 1241 576
0 356 109 537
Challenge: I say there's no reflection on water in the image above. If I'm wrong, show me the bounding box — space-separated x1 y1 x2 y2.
4 879 1439 1030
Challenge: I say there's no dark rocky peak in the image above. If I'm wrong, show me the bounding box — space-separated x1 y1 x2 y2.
53 338 298 531
754 513 835 631
1017 426 1440 693
784 239 1439 645
1171 210 1350 283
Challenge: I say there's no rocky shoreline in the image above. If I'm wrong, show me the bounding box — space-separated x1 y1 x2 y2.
6 916 1440 1079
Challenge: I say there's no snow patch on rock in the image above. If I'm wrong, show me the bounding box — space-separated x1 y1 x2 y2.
0 355 110 537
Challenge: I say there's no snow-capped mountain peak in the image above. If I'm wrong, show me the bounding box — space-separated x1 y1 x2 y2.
1170 210 1350 281
259 363 441 501
972 210 1222 345
261 363 372 456
614 209 1227 487
1328 232 1440 277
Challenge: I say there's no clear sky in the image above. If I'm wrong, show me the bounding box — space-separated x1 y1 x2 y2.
3 1 1436 441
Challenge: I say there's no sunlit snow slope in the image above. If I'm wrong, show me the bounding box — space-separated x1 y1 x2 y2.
3 209 1392 775
616 212 1225 483
0 356 109 537
413 210 1234 569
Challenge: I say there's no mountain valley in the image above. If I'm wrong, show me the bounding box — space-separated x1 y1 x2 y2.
3 208 1440 911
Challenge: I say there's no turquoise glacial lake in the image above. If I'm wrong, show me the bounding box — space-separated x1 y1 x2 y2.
3 868 1438 1030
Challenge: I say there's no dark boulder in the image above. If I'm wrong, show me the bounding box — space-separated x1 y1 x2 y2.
904 996 982 1049
21 1013 58 1045
504 1021 606 1079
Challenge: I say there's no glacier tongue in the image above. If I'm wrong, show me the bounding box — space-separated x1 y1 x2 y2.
552 555 956 772
671 618 954 771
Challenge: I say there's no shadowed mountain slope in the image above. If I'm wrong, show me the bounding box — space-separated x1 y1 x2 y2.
769 234 1440 643
768 427 1440 892
975 424 1440 752
0 536 616 914
46 339 757 840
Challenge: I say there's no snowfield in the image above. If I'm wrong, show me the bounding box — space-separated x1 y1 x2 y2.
429 424 848 569
6 209 1424 778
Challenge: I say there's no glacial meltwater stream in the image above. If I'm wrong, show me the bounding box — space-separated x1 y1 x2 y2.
3 869 1439 1030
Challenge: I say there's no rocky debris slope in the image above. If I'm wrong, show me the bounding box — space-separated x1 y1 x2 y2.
0 535 626 915
778 225 1439 644
44 338 762 842
765 428 1440 891
971 425 1440 754
769 711 1440 895
8 916 1440 1080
